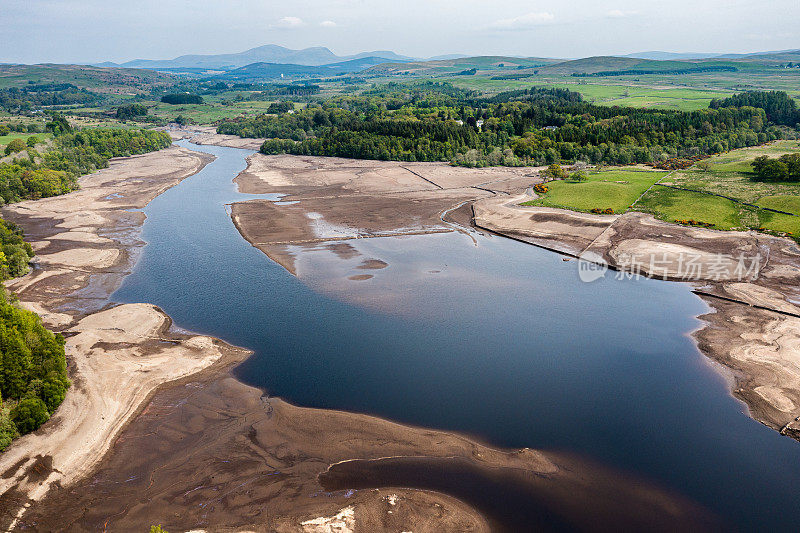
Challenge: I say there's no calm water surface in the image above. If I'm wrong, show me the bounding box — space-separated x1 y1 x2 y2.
114 141 800 530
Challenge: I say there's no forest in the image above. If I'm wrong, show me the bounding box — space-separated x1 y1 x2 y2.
217 84 798 167
710 91 800 126
0 219 67 450
751 153 800 181
0 120 171 202
0 84 101 112
161 93 204 104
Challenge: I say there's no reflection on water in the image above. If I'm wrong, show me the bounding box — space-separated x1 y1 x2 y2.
114 141 800 530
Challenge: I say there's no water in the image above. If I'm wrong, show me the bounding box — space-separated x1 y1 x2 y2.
114 141 800 530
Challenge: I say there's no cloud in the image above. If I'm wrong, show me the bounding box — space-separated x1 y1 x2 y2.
606 9 637 18
274 16 305 28
490 12 555 30
319 20 337 28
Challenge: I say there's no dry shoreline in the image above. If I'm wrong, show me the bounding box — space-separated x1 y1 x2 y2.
0 132 725 531
472 194 800 440
0 145 247 529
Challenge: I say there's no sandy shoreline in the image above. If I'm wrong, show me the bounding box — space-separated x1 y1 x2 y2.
0 133 725 531
0 145 249 529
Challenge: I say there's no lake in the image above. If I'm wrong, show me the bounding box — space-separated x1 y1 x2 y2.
114 141 800 530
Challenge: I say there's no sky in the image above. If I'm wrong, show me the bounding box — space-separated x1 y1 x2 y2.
1 0 798 64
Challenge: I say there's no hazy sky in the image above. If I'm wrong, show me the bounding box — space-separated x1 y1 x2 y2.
1 0 798 63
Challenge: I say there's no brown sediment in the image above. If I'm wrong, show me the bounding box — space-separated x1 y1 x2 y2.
17 377 720 532
0 143 723 531
228 153 538 275
184 125 267 150
473 195 800 441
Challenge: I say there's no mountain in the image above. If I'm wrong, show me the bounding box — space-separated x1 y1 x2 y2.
107 45 414 72
216 62 334 80
215 56 401 81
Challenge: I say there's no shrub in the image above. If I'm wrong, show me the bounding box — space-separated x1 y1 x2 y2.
566 170 588 182
0 405 19 451
10 397 50 434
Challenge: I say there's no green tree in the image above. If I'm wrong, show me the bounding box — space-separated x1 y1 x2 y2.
4 139 26 156
544 164 568 181
567 169 588 182
10 397 49 434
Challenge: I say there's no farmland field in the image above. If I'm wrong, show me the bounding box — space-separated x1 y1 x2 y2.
635 186 746 230
522 169 666 212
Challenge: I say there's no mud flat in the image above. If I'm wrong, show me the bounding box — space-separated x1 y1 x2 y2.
0 143 722 532
474 196 800 440
230 152 536 273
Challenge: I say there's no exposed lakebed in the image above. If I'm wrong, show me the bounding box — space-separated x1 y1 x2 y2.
113 141 800 530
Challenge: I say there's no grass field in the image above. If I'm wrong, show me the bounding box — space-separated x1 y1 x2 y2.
633 141 800 235
520 142 800 239
522 169 666 212
0 133 32 147
666 140 800 204
757 195 800 215
635 187 746 230
756 210 800 236
450 77 731 111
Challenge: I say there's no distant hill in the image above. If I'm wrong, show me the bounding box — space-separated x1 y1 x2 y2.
100 45 414 72
427 54 470 61
0 63 175 92
716 49 800 59
322 56 403 71
622 51 722 60
364 55 559 75
536 56 662 75
622 49 800 62
216 62 334 80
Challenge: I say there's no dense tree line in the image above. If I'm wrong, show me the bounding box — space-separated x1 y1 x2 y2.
0 220 68 450
0 122 171 202
116 103 148 120
710 91 800 126
574 65 737 77
0 84 101 112
161 94 204 105
266 101 294 114
217 83 795 167
751 153 800 181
